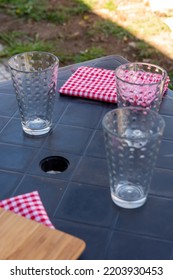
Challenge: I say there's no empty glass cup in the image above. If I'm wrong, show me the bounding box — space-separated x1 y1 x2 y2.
115 62 167 111
8 51 59 136
102 107 165 209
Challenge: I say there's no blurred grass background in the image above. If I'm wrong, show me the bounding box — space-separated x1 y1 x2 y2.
0 0 173 87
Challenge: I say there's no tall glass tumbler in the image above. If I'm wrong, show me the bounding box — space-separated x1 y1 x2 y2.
8 51 59 136
115 62 167 111
102 107 165 209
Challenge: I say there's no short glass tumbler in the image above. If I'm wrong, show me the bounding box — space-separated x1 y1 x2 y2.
115 62 167 111
8 51 59 136
102 107 165 209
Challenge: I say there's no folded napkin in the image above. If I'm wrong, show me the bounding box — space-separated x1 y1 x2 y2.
59 66 170 103
0 191 54 229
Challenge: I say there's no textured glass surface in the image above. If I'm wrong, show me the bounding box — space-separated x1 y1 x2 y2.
9 51 59 136
102 107 165 208
115 62 167 111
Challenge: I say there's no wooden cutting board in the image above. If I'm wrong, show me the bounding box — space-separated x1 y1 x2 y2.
0 208 86 260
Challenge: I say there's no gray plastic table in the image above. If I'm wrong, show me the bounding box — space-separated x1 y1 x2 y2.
0 55 173 260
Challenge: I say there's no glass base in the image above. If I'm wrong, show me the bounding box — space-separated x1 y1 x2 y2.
111 183 147 209
22 119 52 136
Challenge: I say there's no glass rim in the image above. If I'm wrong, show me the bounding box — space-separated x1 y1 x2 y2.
115 62 167 86
8 51 59 73
102 107 165 140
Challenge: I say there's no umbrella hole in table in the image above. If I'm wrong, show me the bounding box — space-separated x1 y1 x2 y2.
40 156 69 174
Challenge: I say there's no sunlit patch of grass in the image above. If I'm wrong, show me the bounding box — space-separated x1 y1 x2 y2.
127 14 170 36
82 0 98 7
103 0 117 11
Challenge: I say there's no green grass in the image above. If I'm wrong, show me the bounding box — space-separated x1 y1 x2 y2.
135 41 158 59
103 0 117 11
0 0 90 23
0 0 172 75
0 0 46 20
82 0 98 7
0 31 55 58
56 46 105 65
167 70 173 90
73 47 105 63
0 30 105 65
127 14 170 36
89 20 133 39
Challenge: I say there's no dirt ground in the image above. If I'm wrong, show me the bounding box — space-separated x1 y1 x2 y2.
0 0 173 76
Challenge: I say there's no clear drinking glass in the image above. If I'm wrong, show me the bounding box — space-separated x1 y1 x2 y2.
8 51 59 136
115 62 167 111
102 107 165 209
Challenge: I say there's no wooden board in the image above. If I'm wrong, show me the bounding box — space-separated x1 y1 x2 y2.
0 208 86 260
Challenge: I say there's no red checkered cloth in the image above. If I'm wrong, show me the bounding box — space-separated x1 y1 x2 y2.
0 191 54 229
59 66 170 103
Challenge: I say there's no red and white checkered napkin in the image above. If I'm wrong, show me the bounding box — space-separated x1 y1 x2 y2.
59 66 117 103
0 191 54 229
59 66 170 103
